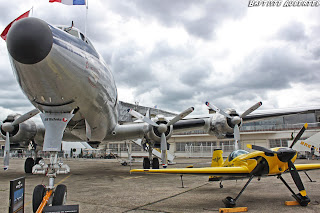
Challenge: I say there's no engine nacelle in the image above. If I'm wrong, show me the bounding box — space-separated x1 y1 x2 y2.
145 115 173 148
207 109 241 139
0 114 37 148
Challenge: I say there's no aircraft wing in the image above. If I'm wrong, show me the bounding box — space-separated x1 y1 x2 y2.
131 166 251 176
170 106 320 133
294 164 320 171
242 106 320 123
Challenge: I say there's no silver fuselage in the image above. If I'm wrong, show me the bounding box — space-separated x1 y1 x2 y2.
9 22 118 141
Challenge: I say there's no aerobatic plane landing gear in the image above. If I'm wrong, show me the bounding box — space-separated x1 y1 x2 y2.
31 112 73 212
278 175 310 206
223 175 254 208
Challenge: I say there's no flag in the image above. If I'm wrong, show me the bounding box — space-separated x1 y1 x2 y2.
49 0 86 5
1 10 30 41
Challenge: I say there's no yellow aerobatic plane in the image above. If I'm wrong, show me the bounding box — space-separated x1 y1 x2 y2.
131 123 320 208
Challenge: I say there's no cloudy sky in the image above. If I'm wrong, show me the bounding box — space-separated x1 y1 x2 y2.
0 0 320 120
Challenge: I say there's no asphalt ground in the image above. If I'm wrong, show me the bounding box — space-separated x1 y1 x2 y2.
1 157 320 213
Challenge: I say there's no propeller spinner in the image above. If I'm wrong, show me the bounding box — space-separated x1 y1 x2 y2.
128 107 194 167
247 123 308 197
1 109 40 170
206 101 262 149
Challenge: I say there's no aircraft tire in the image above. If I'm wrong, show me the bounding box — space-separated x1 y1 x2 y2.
35 157 43 165
152 158 159 169
143 157 150 169
223 196 236 208
32 184 45 213
25 157 34 173
52 184 67 206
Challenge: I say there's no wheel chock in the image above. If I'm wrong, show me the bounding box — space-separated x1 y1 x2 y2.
285 201 300 206
219 207 248 213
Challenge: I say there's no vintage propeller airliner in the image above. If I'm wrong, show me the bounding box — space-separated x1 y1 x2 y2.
131 124 320 208
1 12 320 212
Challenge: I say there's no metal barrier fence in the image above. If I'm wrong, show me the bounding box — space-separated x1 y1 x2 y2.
185 144 235 157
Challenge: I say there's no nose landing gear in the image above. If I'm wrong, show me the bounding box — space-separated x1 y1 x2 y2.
31 112 73 212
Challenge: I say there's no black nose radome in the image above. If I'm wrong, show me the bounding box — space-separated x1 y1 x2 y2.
6 17 53 64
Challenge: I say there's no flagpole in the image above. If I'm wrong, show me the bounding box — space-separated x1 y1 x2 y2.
84 0 88 41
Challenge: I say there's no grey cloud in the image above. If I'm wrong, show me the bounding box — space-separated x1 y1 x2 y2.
108 0 247 39
276 21 307 42
235 48 320 89
150 43 320 113
179 62 212 86
111 42 155 87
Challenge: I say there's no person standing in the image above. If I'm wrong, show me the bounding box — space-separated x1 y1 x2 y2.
311 145 315 160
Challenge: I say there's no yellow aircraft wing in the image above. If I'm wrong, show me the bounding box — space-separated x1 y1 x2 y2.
131 166 250 176
295 164 320 171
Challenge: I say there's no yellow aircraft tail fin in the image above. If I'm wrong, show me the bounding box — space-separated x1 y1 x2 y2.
211 149 224 167
209 149 224 181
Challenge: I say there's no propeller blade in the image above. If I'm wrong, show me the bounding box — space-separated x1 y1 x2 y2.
205 102 231 118
145 109 150 119
247 144 275 155
160 133 166 150
234 125 240 141
289 123 308 148
288 161 306 196
85 119 91 140
4 132 10 170
12 108 40 126
128 109 159 127
235 140 240 150
167 107 194 126
240 101 262 118
160 133 168 167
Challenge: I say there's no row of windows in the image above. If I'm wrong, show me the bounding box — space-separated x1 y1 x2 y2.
269 139 288 148
176 141 233 152
106 138 292 153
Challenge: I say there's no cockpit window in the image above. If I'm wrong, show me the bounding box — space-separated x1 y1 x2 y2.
228 150 249 162
79 32 96 51
80 32 85 41
65 29 79 38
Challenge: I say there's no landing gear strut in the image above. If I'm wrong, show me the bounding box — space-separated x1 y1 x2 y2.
223 175 254 208
278 175 310 206
31 112 73 212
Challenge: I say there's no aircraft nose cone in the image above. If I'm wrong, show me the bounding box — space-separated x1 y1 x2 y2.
6 17 53 64
277 148 296 162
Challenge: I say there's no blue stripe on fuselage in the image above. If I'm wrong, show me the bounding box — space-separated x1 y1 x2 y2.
49 25 99 59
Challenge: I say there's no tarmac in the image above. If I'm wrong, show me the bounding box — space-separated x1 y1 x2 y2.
1 157 320 213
